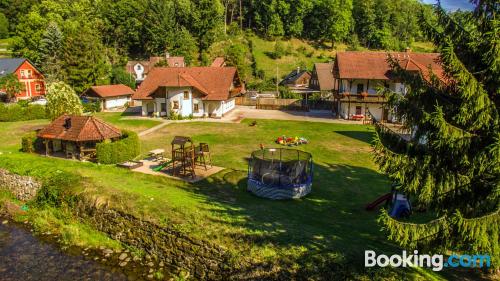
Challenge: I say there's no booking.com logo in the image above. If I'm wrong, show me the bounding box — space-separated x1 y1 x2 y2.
365 250 491 271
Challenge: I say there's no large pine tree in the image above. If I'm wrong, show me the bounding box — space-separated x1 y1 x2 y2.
373 0 499 268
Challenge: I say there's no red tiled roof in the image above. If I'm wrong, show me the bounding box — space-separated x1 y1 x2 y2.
126 56 186 77
133 67 243 101
86 84 134 98
336 51 444 81
210 57 225 67
37 115 122 142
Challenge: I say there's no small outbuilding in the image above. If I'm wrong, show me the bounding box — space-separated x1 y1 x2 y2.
37 115 122 160
82 84 134 110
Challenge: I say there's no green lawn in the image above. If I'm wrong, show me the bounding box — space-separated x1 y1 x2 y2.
0 116 451 279
0 38 12 58
93 112 161 133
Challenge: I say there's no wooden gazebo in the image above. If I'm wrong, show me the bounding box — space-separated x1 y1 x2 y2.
37 115 122 160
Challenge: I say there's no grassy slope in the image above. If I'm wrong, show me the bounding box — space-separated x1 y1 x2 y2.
250 36 341 80
250 36 436 81
0 38 12 58
0 115 450 279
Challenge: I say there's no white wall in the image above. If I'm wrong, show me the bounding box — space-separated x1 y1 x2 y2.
221 98 235 115
103 96 131 109
339 102 390 121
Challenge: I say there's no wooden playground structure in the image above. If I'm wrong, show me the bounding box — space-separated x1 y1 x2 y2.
146 136 213 180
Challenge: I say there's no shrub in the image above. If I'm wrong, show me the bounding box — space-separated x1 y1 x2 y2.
82 101 102 113
96 130 140 164
21 131 39 153
35 170 81 207
0 103 46 121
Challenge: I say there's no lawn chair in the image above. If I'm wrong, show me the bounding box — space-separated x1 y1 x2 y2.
195 143 212 170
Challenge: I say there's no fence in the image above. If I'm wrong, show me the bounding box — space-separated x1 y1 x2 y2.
235 97 257 106
235 96 334 111
257 98 307 111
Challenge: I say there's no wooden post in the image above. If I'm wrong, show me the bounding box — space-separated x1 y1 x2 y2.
44 140 49 156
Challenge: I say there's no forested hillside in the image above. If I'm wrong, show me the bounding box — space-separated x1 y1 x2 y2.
0 0 436 92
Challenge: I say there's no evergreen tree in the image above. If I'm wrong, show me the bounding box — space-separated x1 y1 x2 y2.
39 21 63 82
373 1 499 268
45 81 83 120
353 0 376 48
61 26 111 94
0 12 8 38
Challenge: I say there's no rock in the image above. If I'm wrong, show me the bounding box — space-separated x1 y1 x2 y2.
159 261 164 267
119 261 128 267
147 274 153 280
125 257 131 262
133 256 140 262
1 220 7 225
149 268 153 273
119 253 128 260
103 249 113 255
147 261 154 267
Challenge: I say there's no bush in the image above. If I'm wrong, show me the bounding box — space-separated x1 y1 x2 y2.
21 131 40 153
0 103 47 121
96 130 140 164
82 101 102 113
35 170 81 207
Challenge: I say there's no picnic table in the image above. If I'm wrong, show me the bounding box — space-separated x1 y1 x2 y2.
149 149 165 161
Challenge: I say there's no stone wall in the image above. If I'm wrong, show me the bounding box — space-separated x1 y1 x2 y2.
0 169 41 201
75 201 233 280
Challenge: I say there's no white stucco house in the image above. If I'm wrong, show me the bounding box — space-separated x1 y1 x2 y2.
331 51 444 122
133 67 245 118
81 84 134 110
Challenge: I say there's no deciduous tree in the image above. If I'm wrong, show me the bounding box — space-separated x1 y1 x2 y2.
45 81 83 120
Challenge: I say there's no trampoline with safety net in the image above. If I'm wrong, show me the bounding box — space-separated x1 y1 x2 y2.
247 148 313 200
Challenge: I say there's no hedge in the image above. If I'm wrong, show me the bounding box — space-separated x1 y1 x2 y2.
96 130 140 164
0 103 46 121
21 131 43 153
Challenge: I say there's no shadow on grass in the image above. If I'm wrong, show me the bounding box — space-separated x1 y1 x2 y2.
333 130 376 144
183 162 400 278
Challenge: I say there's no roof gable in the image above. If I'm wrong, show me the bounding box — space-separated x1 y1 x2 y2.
313 63 335 91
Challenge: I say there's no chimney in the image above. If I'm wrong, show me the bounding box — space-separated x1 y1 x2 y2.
297 66 300 75
405 47 412 53
64 118 72 130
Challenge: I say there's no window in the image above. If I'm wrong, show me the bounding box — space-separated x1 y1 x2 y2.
136 65 142 70
172 101 179 109
193 103 199 113
20 70 26 78
356 106 362 115
161 103 167 112
356 83 364 94
35 84 41 92
27 69 32 78
183 91 189 100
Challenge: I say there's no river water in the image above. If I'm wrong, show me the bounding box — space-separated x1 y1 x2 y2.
0 220 137 281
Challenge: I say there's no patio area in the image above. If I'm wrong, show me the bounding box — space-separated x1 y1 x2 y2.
130 158 225 183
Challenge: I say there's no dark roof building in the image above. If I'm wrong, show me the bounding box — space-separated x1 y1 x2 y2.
280 68 311 87
0 58 28 77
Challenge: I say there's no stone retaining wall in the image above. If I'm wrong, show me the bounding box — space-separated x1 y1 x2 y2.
0 169 41 201
75 201 232 280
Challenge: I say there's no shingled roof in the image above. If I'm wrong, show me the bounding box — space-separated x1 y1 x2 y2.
84 84 134 98
38 115 122 142
313 63 335 91
335 51 444 81
133 67 244 101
